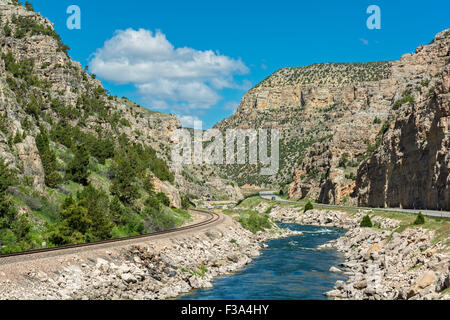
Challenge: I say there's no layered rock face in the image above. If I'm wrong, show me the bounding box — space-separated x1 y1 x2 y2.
0 1 239 204
216 59 395 194
0 1 176 190
217 29 449 209
356 30 450 210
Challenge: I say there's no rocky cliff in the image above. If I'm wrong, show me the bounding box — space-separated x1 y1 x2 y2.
217 29 449 210
0 0 240 253
216 61 394 193
0 0 240 203
356 30 450 210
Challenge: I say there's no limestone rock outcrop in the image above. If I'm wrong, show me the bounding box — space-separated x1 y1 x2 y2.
0 1 238 205
217 28 449 210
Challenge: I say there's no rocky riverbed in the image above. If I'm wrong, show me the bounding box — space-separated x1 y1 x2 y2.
0 215 301 300
262 203 450 300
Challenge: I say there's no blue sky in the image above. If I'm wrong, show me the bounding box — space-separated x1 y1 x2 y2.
29 0 449 128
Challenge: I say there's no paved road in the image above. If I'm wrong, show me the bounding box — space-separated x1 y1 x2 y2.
259 191 450 219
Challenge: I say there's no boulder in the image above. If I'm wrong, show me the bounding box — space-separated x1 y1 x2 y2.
408 271 436 298
354 280 368 290
329 266 343 273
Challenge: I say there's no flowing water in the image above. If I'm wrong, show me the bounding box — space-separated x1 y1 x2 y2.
180 224 347 300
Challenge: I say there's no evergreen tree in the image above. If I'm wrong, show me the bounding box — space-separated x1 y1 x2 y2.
13 131 23 144
109 196 126 225
92 138 115 165
0 159 31 253
0 159 14 194
360 215 373 228
110 154 139 204
143 174 154 195
304 201 314 212
66 144 90 185
78 185 112 240
35 128 61 188
50 202 92 245
413 212 425 225
181 195 194 209
3 24 12 37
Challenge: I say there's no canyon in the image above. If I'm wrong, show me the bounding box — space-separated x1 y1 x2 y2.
216 29 449 211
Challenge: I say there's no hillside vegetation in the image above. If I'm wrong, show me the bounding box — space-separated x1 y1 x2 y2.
0 1 192 253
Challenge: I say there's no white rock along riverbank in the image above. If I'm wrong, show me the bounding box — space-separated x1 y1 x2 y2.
0 214 301 300
263 203 450 300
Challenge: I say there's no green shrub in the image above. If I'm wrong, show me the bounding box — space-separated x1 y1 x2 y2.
238 210 272 233
0 160 33 253
13 131 23 144
345 172 357 181
11 15 69 54
338 153 349 168
360 215 373 228
0 159 15 195
181 195 194 209
413 212 425 225
304 201 313 212
1 51 42 88
145 206 177 232
25 1 34 11
392 94 414 110
156 192 170 207
3 24 12 37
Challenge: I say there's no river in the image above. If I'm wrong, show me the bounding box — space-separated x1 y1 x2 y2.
179 224 347 300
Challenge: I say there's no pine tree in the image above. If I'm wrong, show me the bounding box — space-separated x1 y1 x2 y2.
413 212 425 225
0 159 31 253
66 144 90 185
143 174 154 195
35 128 61 188
360 215 373 228
110 155 139 204
304 201 314 212
0 159 16 230
109 196 126 225
78 185 112 240
0 159 14 195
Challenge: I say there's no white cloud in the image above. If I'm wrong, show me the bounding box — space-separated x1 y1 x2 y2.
89 28 249 115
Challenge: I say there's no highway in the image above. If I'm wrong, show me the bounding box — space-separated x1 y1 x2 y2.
259 191 450 219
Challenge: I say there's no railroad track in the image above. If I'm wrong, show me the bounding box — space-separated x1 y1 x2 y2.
0 209 221 263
